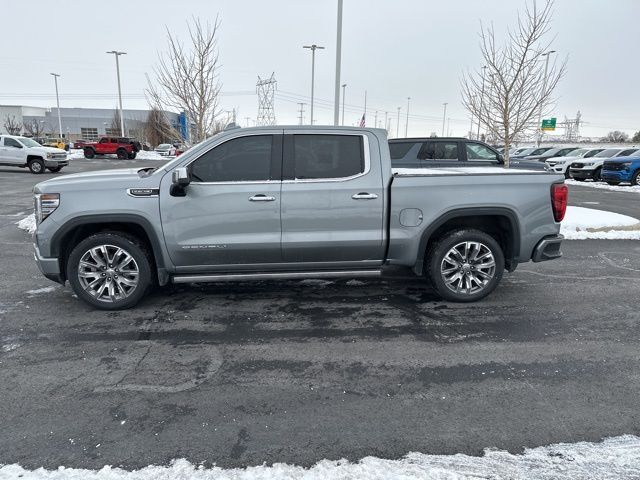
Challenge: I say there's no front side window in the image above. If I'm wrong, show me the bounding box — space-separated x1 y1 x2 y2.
465 143 499 161
190 135 273 182
420 142 459 161
619 149 639 157
4 137 22 148
293 134 364 179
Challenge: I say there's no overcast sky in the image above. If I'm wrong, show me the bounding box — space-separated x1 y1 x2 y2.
2 0 638 138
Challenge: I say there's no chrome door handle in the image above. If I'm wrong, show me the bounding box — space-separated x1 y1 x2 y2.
249 194 276 202
351 192 378 200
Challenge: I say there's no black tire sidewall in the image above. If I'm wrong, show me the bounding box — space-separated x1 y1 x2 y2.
428 229 504 302
117 149 128 159
632 171 640 186
84 148 95 159
28 159 44 174
67 233 152 310
47 167 62 173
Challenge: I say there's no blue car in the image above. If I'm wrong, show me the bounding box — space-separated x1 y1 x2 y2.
602 156 640 186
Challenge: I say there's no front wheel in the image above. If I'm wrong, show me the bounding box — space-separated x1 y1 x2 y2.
67 232 152 310
564 169 571 179
606 181 620 186
28 158 45 174
593 168 602 182
573 177 585 182
84 148 95 159
631 171 640 186
47 166 62 173
116 149 128 160
128 152 137 159
427 229 504 302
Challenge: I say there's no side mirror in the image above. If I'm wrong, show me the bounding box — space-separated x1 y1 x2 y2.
172 167 190 187
498 153 504 163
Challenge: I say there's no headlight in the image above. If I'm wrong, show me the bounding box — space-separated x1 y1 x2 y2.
46 152 53 159
621 162 633 168
34 193 60 223
582 162 594 166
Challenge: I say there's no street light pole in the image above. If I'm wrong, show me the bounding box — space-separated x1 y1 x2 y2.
441 102 448 136
106 50 126 136
333 0 343 125
396 106 401 138
341 84 346 126
405 96 411 137
303 44 324 125
50 73 62 138
477 66 487 140
537 50 556 146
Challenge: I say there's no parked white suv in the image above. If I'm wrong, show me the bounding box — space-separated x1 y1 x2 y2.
545 148 605 178
0 135 68 174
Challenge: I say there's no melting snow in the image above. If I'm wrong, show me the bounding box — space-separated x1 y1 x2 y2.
25 286 57 295
561 206 640 240
566 179 640 194
16 214 36 235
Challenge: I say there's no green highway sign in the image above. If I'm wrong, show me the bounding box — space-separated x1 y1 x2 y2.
541 118 557 131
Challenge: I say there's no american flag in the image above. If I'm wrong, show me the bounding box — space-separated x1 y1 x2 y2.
359 114 366 127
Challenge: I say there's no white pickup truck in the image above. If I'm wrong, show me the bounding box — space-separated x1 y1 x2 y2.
0 135 68 174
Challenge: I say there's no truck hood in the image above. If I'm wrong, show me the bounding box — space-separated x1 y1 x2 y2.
33 146 67 155
34 168 158 193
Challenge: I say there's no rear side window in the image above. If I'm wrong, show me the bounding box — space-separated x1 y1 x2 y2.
190 135 273 182
293 134 364 179
420 141 459 161
465 143 499 162
389 142 415 159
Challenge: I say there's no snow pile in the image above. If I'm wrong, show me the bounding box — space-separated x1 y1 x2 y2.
1 435 640 479
16 214 36 234
561 206 640 240
26 286 57 295
566 179 640 194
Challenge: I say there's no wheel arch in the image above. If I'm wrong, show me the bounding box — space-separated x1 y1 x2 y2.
50 214 169 285
413 207 521 275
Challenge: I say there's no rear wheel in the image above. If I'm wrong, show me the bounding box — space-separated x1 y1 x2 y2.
47 166 62 173
427 229 504 302
116 148 128 160
28 158 45 174
84 148 95 159
631 171 640 187
67 232 152 310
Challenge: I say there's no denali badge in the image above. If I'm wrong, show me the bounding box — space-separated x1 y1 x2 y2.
127 188 159 197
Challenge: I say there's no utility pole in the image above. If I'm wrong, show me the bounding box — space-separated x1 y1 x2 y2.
405 96 411 137
441 102 448 137
396 106 401 138
50 73 62 138
333 0 343 125
374 111 378 128
364 90 367 124
106 50 126 136
341 84 346 126
537 50 556 146
447 117 451 136
384 111 389 134
297 102 306 125
477 66 487 140
303 44 324 125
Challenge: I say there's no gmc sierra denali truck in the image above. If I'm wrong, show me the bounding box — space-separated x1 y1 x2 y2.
31 126 567 310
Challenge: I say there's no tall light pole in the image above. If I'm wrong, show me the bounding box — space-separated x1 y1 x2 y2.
303 44 324 125
441 102 448 136
477 65 487 140
405 97 411 137
106 50 126 136
333 0 343 125
50 73 62 138
537 50 556 146
384 111 389 134
396 106 401 138
341 83 347 125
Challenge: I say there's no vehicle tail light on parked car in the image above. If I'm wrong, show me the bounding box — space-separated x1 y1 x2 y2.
551 183 568 222
35 193 60 223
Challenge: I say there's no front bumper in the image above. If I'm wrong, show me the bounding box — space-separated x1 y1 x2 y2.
532 234 563 262
44 159 69 168
33 241 64 284
601 171 631 182
569 169 596 180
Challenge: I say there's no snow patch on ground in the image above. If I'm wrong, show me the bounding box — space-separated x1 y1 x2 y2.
297 279 334 287
561 206 640 240
566 179 640 194
345 279 366 286
16 214 36 234
26 286 57 295
2 435 640 479
1 343 20 352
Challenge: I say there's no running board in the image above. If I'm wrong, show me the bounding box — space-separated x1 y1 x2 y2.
172 269 382 284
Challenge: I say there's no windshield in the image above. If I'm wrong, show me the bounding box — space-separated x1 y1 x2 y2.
18 137 44 148
540 148 561 157
567 148 588 157
516 148 535 156
156 144 171 149
594 149 622 158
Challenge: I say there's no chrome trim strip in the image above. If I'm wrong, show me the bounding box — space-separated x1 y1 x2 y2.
172 269 381 284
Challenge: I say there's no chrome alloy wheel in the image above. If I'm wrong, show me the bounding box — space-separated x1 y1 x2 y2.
440 241 496 295
77 244 140 302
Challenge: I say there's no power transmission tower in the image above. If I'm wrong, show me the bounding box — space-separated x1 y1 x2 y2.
560 111 582 142
297 102 306 125
256 73 277 126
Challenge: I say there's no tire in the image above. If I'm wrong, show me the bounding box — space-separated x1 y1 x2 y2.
67 232 153 310
84 148 95 159
631 171 640 187
28 158 45 174
116 148 128 160
606 181 620 186
128 152 137 159
593 167 602 182
427 229 504 303
573 177 585 182
47 166 62 173
564 169 571 179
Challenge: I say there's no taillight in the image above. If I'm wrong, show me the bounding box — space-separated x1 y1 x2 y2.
551 183 568 222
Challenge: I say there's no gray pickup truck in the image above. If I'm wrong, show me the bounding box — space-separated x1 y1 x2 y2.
31 126 567 310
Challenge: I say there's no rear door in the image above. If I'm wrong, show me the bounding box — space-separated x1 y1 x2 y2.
280 130 385 266
418 140 462 167
160 131 283 270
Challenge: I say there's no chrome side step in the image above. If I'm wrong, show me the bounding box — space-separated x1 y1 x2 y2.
172 269 382 284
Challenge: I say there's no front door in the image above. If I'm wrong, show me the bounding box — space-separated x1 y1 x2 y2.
280 130 385 267
2 137 26 165
160 132 283 271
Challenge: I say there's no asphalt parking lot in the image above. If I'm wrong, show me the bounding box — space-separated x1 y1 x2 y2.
1 158 639 470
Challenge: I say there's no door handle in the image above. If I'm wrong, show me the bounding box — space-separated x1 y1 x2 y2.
351 192 378 200
249 194 276 202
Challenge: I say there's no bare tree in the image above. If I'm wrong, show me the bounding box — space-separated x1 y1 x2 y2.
146 16 222 144
461 0 567 166
604 130 629 143
4 115 22 135
23 119 46 138
144 107 174 148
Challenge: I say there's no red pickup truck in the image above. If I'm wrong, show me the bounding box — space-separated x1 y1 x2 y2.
83 137 141 160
